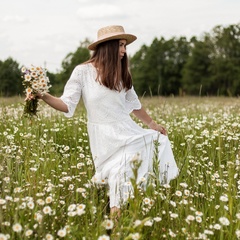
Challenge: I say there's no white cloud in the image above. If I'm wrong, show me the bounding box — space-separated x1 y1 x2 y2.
2 15 28 23
77 4 126 19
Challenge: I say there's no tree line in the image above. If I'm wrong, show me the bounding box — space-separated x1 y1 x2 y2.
0 23 239 97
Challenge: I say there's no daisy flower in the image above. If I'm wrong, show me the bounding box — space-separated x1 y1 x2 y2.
25 229 33 236
220 195 228 202
175 190 182 197
57 228 67 238
219 217 230 226
131 233 140 240
0 233 8 240
43 206 52 215
12 223 22 232
102 219 114 230
45 233 54 240
98 235 110 240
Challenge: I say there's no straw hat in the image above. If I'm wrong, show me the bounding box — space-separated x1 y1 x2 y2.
88 25 137 51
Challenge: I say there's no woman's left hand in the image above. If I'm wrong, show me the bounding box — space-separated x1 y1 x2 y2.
158 125 167 135
148 120 167 135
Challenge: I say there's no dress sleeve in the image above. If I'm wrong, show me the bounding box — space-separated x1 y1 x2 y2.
125 86 142 113
60 65 83 118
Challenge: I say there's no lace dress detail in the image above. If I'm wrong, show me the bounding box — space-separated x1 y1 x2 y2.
60 63 178 208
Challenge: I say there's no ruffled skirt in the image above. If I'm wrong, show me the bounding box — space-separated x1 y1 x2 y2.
88 119 179 208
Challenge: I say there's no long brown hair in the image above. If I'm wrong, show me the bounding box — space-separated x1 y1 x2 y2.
88 39 133 91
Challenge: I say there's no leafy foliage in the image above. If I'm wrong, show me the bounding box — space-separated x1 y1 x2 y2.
0 58 22 97
181 37 213 95
55 39 91 94
130 23 240 96
209 24 240 96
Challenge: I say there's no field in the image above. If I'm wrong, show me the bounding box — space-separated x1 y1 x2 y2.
0 96 239 240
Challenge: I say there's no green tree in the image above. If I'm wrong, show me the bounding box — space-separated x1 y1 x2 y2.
54 39 91 94
147 37 165 96
46 71 58 95
131 37 190 96
130 44 150 96
131 37 167 96
161 37 190 95
182 37 213 95
0 58 22 97
209 24 240 95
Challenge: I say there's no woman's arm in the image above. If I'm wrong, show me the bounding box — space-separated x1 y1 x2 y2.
132 107 167 135
132 107 152 125
37 93 68 113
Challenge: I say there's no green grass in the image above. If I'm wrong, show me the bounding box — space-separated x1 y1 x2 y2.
0 96 239 239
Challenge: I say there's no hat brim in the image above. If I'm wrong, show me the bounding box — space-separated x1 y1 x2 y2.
88 33 137 51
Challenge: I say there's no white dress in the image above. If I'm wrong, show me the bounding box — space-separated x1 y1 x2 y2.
60 63 179 208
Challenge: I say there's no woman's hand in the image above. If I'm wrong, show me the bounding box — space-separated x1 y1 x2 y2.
148 120 167 135
132 108 168 135
25 92 42 101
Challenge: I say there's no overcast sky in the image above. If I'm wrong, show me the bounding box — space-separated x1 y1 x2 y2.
0 0 239 72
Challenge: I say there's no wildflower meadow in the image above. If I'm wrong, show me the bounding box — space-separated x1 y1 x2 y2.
0 96 239 240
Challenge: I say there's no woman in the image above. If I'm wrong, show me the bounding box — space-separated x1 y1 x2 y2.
37 25 178 216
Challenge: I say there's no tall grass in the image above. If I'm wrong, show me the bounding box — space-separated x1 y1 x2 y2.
0 97 239 239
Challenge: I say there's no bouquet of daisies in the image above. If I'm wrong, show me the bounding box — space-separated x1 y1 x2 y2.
22 65 51 117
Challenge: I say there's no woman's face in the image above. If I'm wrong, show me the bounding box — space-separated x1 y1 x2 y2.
119 39 127 59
